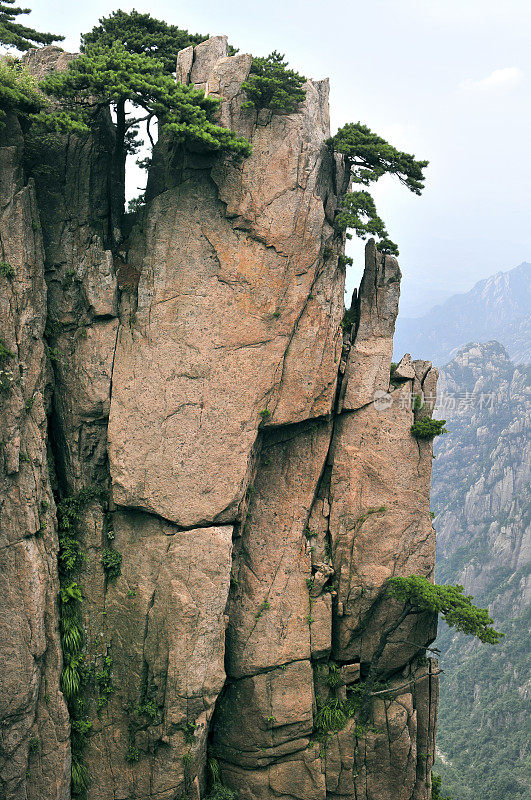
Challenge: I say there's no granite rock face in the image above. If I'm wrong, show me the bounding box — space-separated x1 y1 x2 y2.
86 515 233 800
107 40 343 527
0 114 70 800
2 39 439 800
339 241 401 412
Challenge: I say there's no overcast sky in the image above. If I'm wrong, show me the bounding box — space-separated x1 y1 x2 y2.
29 0 531 315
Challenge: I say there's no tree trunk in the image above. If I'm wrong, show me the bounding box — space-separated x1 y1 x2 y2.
110 99 126 247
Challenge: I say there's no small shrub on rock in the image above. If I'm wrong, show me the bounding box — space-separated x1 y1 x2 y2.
101 547 122 581
0 56 46 129
411 419 447 440
204 759 238 800
0 260 14 278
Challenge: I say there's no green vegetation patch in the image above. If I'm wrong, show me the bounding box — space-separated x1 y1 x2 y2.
101 546 122 581
242 51 306 112
204 758 238 800
411 419 447 440
80 9 205 73
327 121 428 256
387 576 502 644
335 190 398 256
56 486 107 796
0 260 14 278
0 0 63 51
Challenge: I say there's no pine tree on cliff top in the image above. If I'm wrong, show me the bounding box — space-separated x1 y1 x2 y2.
328 121 429 256
80 9 206 73
0 0 63 50
242 51 306 112
41 13 251 240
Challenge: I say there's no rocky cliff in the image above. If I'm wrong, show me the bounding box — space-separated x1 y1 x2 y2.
0 39 439 800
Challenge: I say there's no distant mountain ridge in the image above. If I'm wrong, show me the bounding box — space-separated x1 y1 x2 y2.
432 341 530 800
394 262 531 365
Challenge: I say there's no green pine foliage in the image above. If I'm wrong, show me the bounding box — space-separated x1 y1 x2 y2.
376 238 400 256
341 302 359 332
81 9 206 73
0 55 47 128
0 0 63 51
328 121 428 194
411 418 447 440
242 51 306 112
39 37 251 232
387 576 503 644
355 576 502 724
335 190 387 237
334 190 399 255
328 121 428 254
41 42 251 157
127 193 146 214
431 774 454 800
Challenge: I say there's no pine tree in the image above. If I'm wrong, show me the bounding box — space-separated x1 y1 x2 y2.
387 576 502 644
42 37 251 241
242 51 306 112
0 0 63 51
328 121 428 194
334 190 399 256
328 121 429 255
80 10 206 74
358 575 502 722
410 418 448 440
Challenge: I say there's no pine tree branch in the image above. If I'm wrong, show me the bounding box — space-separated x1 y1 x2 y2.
370 670 443 696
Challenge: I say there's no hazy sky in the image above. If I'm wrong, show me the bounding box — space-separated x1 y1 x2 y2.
28 0 531 315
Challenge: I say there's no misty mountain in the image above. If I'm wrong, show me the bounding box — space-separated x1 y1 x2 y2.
394 262 531 365
431 341 530 800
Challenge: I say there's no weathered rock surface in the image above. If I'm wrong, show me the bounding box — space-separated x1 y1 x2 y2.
226 419 332 677
394 353 416 380
107 37 344 527
3 39 440 800
339 241 401 411
86 515 233 800
212 660 315 768
329 380 437 670
0 114 70 800
345 659 439 800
